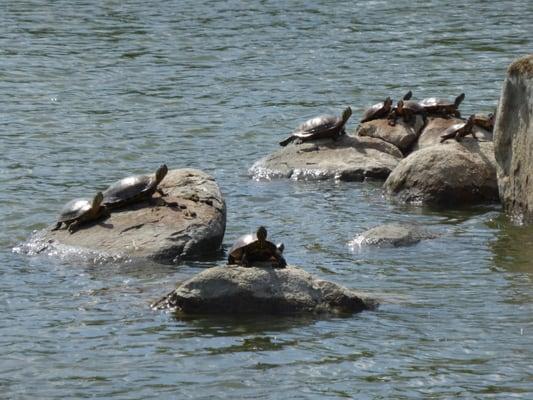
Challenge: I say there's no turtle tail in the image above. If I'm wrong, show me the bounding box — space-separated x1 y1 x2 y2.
455 93 465 107
279 135 295 147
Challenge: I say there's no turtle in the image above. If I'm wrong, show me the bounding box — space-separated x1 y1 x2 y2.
360 97 393 123
227 226 287 268
279 107 352 146
51 192 110 233
419 93 465 118
102 164 172 209
472 113 495 132
387 99 426 125
360 91 412 124
440 115 476 143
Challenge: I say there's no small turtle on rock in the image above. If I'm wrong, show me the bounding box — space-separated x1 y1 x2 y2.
388 99 426 125
52 192 110 233
360 91 412 123
279 107 352 146
102 164 176 209
472 113 495 132
227 226 286 268
440 115 476 143
419 93 465 118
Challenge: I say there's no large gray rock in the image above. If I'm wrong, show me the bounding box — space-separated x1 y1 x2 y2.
25 169 226 264
351 223 438 248
384 140 499 205
415 117 493 151
152 265 377 315
356 116 424 154
249 134 402 181
494 54 533 223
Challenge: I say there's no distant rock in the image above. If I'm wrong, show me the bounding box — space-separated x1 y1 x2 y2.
152 265 377 315
249 134 402 181
384 140 499 206
350 223 438 248
494 54 533 223
25 169 226 264
356 115 424 154
414 117 492 151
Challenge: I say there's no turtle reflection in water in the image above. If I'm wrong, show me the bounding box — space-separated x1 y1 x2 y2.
102 164 178 209
279 106 352 146
227 226 287 268
52 191 110 233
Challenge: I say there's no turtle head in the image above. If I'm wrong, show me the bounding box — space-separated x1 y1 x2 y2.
155 164 168 184
256 226 267 242
384 97 393 108
455 93 465 107
341 107 352 123
276 242 285 254
92 192 104 208
403 90 413 101
466 114 475 127
397 100 404 112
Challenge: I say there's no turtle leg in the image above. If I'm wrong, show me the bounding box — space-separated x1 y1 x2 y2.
67 220 80 234
241 252 251 268
157 188 168 197
273 254 287 269
51 222 62 231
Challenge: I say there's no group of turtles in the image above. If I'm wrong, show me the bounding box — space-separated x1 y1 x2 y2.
277 91 495 147
52 164 172 233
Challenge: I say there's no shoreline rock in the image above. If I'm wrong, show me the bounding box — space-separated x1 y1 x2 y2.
23 169 226 264
494 54 533 223
249 134 402 181
152 265 377 315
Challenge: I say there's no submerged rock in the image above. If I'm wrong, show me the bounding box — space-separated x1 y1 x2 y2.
152 265 377 315
494 54 533 223
26 169 226 264
249 134 402 181
384 140 498 206
356 115 424 155
350 223 438 248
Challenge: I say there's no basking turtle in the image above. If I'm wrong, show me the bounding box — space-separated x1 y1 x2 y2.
388 99 426 125
102 164 171 209
279 107 352 146
440 115 476 143
52 192 109 233
472 113 495 132
227 226 286 268
360 97 393 123
419 93 465 117
360 91 412 123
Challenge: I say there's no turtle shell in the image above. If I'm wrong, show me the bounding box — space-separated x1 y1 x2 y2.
360 100 391 123
402 100 425 112
103 174 156 207
419 97 454 108
293 114 341 137
57 198 93 223
472 113 494 131
228 233 279 264
443 122 466 136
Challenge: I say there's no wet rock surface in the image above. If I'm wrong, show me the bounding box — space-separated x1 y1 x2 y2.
351 223 438 248
152 265 377 315
27 169 226 264
384 140 499 206
249 134 402 181
494 54 533 223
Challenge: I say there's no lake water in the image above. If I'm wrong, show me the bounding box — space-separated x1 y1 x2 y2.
2 1 533 398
